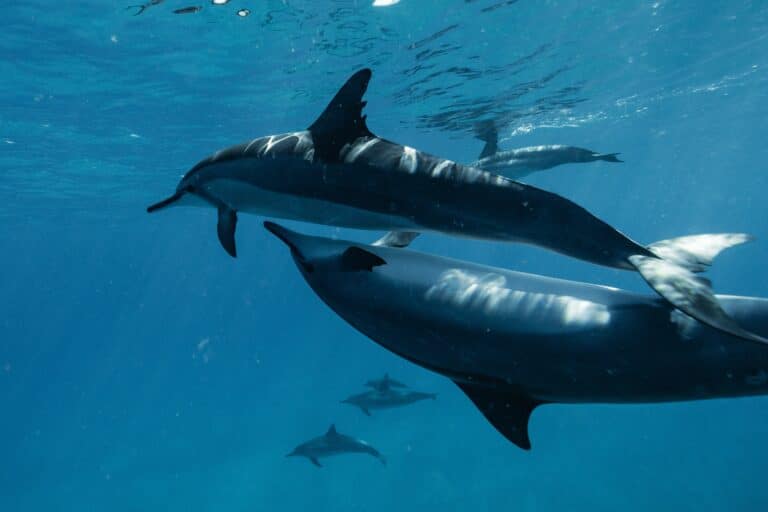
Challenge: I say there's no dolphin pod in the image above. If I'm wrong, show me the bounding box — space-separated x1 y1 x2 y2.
265 222 768 450
147 68 766 344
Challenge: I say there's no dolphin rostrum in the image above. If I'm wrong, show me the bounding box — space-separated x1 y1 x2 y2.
286 424 386 468
265 222 768 450
146 68 765 344
342 387 436 416
469 121 622 180
365 373 408 391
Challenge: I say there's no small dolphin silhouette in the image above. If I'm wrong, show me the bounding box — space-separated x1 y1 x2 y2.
287 425 386 468
342 387 437 416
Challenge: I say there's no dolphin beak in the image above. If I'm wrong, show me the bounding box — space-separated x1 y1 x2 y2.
263 221 299 248
147 190 185 213
264 221 314 272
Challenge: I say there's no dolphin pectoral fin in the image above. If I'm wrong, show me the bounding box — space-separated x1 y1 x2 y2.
341 247 386 272
372 231 421 248
147 191 184 213
309 457 323 468
217 207 238 258
629 255 768 344
361 407 372 417
308 69 375 161
453 381 545 450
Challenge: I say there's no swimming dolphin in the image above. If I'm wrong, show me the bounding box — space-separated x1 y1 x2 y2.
146 68 764 344
286 424 386 467
364 373 408 391
469 122 622 180
265 222 768 450
342 387 437 416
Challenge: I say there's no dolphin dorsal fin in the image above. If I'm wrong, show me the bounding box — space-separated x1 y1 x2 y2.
308 69 375 162
326 424 338 437
453 381 546 450
341 247 387 272
475 120 499 159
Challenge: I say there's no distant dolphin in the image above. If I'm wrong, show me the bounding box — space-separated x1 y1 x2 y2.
265 222 768 450
287 424 386 467
146 68 765 344
469 121 622 180
342 387 436 416
365 373 408 391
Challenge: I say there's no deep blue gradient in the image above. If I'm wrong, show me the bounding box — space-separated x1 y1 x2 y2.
3 1 768 510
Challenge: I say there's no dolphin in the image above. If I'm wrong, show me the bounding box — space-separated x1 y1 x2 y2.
146 68 765 344
469 122 622 180
265 222 768 450
364 373 408 391
286 424 386 467
342 387 437 416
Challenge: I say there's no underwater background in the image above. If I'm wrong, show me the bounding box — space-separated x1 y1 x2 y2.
3 0 768 510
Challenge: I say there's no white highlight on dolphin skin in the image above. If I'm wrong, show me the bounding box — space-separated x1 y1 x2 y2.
399 146 418 173
372 0 401 6
430 159 454 178
237 8 250 16
343 138 381 163
425 269 611 328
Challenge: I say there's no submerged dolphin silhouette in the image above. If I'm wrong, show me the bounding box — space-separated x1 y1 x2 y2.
469 121 622 180
342 387 436 416
265 222 768 450
287 424 386 468
146 68 765 344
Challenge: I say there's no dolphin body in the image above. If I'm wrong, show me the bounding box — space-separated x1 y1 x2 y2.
342 387 437 416
468 122 622 181
287 424 386 468
146 68 765 344
365 373 408 391
265 222 768 450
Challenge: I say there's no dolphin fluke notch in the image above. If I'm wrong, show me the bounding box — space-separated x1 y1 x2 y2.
630 233 768 344
309 68 375 162
454 381 545 450
594 152 623 163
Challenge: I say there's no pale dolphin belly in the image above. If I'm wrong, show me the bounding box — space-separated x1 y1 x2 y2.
204 178 417 230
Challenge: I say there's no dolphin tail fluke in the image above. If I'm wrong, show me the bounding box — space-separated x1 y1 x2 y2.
595 152 622 163
453 380 545 450
147 191 184 213
646 233 753 272
629 233 768 344
217 207 238 258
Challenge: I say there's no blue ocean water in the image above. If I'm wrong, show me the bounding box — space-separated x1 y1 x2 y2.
3 0 768 509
